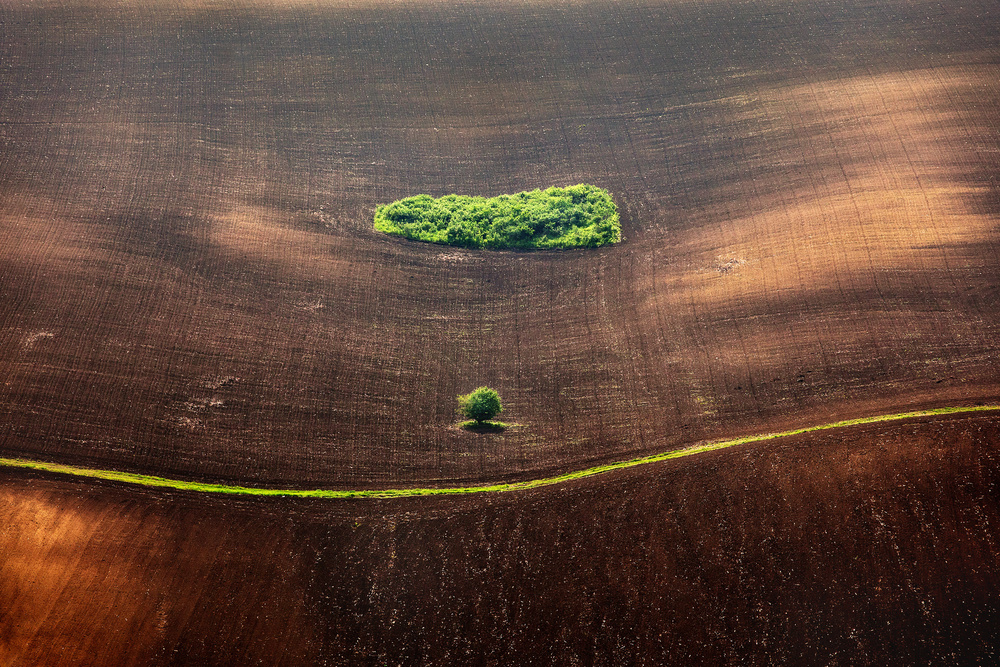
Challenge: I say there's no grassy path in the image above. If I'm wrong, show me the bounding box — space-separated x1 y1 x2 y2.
2 405 999 499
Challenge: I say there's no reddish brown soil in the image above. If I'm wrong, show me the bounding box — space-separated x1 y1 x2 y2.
2 0 1000 662
3 414 1000 665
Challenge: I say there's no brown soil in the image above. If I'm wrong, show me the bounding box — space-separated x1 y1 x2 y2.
1 0 999 488
2 0 1000 662
4 414 1000 665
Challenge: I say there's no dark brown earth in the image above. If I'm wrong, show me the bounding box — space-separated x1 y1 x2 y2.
4 415 1000 664
1 0 999 663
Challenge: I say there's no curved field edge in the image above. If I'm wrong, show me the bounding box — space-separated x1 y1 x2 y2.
3 405 998 499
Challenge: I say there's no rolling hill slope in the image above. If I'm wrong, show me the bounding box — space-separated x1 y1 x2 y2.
1 0 999 663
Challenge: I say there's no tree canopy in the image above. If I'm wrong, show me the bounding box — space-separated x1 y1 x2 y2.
373 184 620 250
457 387 503 424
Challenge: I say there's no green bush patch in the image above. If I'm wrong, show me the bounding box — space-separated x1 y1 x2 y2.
373 184 621 249
457 386 503 424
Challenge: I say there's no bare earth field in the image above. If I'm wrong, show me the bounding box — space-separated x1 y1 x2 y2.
5 416 1000 664
1 0 999 662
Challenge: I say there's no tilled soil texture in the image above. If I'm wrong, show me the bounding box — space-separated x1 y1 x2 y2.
3 414 1000 665
1 0 999 489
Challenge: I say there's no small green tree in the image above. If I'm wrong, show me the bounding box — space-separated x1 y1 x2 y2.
457 386 502 424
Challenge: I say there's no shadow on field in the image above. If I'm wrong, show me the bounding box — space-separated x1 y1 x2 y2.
458 420 509 434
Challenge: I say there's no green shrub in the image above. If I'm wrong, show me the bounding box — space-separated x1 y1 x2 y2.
373 184 620 250
457 386 503 423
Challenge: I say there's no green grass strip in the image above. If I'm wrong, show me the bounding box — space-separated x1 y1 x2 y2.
2 405 999 499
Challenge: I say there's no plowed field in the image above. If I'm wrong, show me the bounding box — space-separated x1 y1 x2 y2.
2 0 1000 663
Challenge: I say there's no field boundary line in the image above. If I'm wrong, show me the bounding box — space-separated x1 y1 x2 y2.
2 405 999 499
